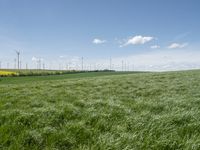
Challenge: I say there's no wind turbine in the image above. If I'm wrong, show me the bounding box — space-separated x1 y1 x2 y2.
15 50 20 70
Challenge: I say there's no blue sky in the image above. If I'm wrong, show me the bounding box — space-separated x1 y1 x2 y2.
0 0 200 70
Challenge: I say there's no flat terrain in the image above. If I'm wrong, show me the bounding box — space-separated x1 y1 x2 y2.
0 71 138 84
1 70 200 149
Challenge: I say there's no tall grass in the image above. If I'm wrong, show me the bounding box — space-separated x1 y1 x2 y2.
1 70 200 149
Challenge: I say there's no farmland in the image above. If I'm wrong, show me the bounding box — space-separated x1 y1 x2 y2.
0 70 17 77
1 70 200 149
0 69 87 77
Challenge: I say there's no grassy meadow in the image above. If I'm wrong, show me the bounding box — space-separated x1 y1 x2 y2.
1 70 200 149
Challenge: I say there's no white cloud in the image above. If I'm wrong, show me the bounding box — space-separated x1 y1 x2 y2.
59 55 65 58
93 38 106 44
151 45 160 49
122 35 154 47
106 49 200 71
168 43 188 49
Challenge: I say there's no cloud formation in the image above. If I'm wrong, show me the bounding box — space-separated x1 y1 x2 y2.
168 43 188 49
122 35 154 47
151 45 160 49
93 38 106 44
107 49 200 71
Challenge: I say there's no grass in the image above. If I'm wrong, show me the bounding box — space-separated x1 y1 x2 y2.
1 70 200 149
0 71 139 84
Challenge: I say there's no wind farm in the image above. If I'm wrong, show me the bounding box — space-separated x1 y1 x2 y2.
1 0 200 149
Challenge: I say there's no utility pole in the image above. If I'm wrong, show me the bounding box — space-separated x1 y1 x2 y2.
0 61 1 69
15 50 20 70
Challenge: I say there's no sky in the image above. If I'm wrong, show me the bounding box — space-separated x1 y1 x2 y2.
0 0 200 71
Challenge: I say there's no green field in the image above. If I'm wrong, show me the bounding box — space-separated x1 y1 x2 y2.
1 70 200 149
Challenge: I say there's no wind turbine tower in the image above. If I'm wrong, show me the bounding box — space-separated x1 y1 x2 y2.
15 50 20 70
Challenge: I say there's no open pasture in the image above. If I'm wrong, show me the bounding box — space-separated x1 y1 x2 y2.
1 70 200 149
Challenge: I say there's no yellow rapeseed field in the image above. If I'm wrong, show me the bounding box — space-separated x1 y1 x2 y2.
0 71 17 76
